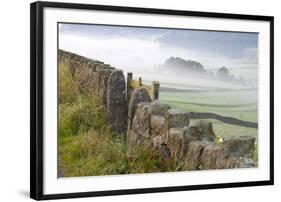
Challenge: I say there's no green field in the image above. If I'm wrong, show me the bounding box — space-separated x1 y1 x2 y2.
160 90 258 141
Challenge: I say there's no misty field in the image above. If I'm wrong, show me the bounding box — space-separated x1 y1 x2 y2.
160 89 258 141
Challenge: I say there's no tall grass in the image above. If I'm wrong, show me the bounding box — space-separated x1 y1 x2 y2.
58 62 177 177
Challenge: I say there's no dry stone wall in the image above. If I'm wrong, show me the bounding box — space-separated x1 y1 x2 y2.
59 49 126 134
127 88 256 171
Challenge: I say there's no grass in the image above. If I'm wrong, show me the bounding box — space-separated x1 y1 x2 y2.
161 90 259 162
58 62 181 177
59 127 167 177
160 90 258 122
160 90 258 141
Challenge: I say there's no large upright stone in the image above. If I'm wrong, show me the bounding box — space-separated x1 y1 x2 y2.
127 88 152 150
106 70 127 134
127 87 152 131
98 69 113 104
130 102 152 148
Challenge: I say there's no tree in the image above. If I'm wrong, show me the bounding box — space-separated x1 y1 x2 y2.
216 66 229 81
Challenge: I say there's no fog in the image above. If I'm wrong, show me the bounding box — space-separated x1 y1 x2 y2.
59 23 258 91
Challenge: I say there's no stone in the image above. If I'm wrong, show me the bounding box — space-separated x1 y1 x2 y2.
152 135 165 150
150 115 165 136
106 70 127 134
199 143 237 170
223 135 256 158
178 121 215 157
166 127 187 158
152 135 171 159
234 157 257 168
148 101 171 115
183 141 209 170
132 102 151 135
192 120 216 141
128 102 152 150
98 70 113 104
127 87 152 132
184 125 203 141
164 109 190 130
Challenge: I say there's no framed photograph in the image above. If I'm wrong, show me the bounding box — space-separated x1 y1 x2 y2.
30 1 274 200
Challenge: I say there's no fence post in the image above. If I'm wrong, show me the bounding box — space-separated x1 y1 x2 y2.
139 77 142 86
152 81 160 100
127 72 133 102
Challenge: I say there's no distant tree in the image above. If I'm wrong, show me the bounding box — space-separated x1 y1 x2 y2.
161 58 247 86
164 57 206 74
207 70 212 74
238 75 245 82
228 74 235 82
238 75 246 85
216 66 229 80
206 70 215 79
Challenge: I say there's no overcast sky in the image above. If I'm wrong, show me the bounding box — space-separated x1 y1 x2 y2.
59 23 258 74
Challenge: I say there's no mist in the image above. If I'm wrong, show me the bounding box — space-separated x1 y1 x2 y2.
59 23 258 91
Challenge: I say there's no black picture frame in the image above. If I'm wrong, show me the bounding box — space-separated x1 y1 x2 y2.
30 1 274 200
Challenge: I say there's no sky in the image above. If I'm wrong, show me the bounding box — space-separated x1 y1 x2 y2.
59 23 258 89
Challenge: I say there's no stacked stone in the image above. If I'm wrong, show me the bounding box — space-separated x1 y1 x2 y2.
58 49 127 134
58 49 118 104
58 50 112 98
127 88 256 170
